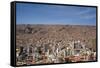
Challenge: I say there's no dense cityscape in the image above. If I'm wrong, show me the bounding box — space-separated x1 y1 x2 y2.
16 24 96 65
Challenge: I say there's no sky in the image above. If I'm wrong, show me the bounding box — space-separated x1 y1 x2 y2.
16 3 96 25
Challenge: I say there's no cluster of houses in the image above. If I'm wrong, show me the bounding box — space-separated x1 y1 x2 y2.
16 39 96 65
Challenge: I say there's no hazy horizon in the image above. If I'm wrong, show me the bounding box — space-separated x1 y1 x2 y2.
16 23 96 26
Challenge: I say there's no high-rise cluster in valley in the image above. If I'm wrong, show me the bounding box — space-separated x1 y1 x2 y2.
16 24 96 65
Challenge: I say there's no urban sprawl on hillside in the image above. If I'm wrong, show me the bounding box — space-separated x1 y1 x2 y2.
16 24 96 65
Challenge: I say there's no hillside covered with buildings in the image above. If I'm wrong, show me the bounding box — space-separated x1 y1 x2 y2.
16 24 96 65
